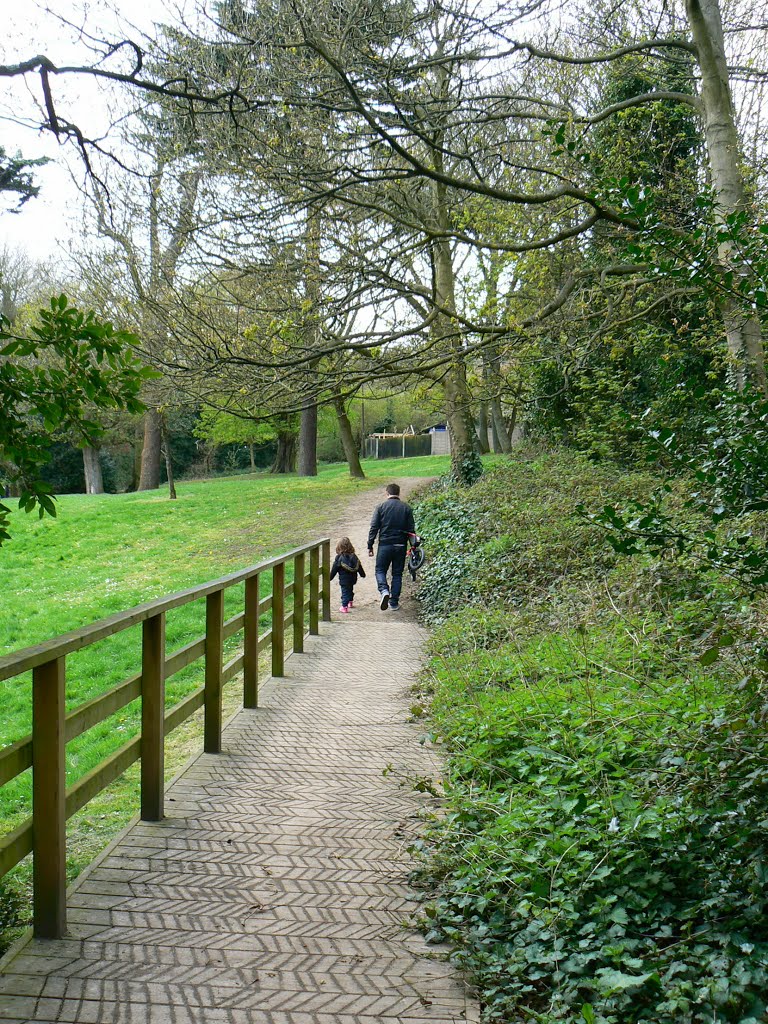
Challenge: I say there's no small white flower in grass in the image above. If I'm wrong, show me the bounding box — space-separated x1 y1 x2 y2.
608 817 620 833
740 942 754 954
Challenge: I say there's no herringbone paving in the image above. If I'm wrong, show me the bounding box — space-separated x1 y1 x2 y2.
0 620 478 1023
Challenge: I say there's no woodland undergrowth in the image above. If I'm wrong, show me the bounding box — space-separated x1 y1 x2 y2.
412 445 768 1024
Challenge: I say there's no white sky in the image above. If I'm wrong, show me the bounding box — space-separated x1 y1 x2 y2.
0 0 180 265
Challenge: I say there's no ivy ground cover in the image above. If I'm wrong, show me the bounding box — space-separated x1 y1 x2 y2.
412 448 768 1024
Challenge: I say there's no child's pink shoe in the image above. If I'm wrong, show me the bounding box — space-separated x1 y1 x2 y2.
339 605 350 614
348 601 354 608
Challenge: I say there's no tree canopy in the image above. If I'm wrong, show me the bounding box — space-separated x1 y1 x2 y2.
1 0 767 482
0 296 152 543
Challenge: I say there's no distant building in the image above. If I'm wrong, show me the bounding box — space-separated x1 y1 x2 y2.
426 424 451 455
365 427 433 459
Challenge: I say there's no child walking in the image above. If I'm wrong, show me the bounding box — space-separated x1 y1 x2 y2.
330 537 366 613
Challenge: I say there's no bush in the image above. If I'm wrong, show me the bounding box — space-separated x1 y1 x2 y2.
411 446 768 1023
0 877 27 956
417 616 768 1023
415 447 656 622
38 442 85 493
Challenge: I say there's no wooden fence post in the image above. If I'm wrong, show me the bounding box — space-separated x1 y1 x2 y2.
293 552 306 654
141 612 166 821
243 574 260 709
272 562 285 677
309 546 320 636
32 656 66 938
204 590 224 753
321 540 332 623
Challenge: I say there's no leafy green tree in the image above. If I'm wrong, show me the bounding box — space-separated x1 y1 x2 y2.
587 386 768 597
0 296 152 544
196 404 278 468
0 147 47 212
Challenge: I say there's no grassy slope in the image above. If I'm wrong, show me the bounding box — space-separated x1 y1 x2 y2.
2 455 447 653
413 448 768 1024
1 456 448 725
0 455 448 935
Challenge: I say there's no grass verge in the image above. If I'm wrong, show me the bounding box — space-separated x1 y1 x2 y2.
412 446 768 1024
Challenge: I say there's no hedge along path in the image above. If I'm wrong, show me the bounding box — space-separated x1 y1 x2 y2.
0 479 478 1023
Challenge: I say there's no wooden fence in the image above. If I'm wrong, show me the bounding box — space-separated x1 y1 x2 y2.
0 538 331 940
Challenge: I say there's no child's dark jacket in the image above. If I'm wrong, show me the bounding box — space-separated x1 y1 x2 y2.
330 553 366 585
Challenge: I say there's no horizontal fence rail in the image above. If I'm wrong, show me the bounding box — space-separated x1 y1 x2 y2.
0 538 332 938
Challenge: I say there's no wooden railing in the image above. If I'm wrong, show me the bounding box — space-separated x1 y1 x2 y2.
0 538 332 939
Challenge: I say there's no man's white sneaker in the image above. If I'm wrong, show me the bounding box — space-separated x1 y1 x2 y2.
379 591 390 611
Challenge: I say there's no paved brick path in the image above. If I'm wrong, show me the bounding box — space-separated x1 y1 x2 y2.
0 620 478 1023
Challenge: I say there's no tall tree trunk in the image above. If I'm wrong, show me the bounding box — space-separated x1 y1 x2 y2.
249 443 255 470
433 234 481 484
298 208 321 477
428 46 482 485
160 414 177 500
138 409 162 491
490 351 513 453
131 425 142 491
686 0 766 391
506 406 519 442
272 427 297 473
333 396 365 478
490 409 503 453
479 259 513 454
490 396 511 453
443 364 481 477
476 401 490 454
82 446 104 494
297 405 318 477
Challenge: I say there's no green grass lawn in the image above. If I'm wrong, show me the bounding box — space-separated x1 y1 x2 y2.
2 455 447 654
0 455 449 914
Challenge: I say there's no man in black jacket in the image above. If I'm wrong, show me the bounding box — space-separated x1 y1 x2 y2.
367 482 416 611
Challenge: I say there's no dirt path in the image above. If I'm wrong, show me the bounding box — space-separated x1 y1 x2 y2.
322 477 433 625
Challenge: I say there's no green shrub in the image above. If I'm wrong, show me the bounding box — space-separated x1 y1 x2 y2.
415 447 657 621
412 446 768 1023
417 623 768 1023
414 486 480 620
0 877 27 956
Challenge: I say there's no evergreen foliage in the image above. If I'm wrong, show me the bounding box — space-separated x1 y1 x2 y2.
0 147 47 212
0 297 153 543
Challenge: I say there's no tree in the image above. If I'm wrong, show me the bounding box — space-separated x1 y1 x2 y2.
0 246 43 322
11 0 764 475
81 444 104 494
154 0 384 479
0 296 152 544
277 0 766 391
0 147 47 213
513 19 721 459
271 416 299 474
685 0 765 389
82 126 202 491
196 403 281 468
0 248 120 496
